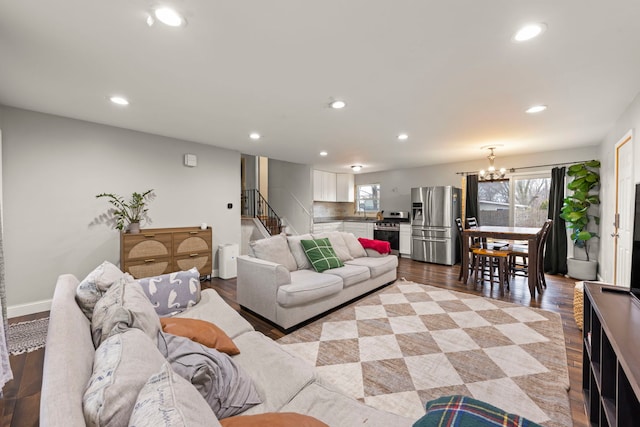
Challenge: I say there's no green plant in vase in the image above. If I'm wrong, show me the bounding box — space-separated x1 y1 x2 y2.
96 189 154 233
560 160 600 279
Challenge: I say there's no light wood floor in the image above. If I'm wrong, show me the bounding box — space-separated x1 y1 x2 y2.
0 257 587 427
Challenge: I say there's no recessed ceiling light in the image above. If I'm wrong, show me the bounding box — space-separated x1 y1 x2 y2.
320 151 328 156
397 133 409 141
513 23 546 42
329 100 346 109
249 132 261 140
526 105 547 114
109 96 129 106
351 165 362 172
154 7 186 27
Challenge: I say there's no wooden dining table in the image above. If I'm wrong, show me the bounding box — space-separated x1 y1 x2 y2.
461 226 544 298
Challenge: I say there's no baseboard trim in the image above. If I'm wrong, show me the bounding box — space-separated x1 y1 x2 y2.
8 299 52 319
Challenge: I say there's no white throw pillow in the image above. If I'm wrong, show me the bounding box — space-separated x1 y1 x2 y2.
249 233 298 271
313 231 353 262
341 232 367 258
287 234 313 270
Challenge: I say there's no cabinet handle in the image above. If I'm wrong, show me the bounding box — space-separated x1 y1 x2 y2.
144 234 155 238
189 231 198 235
144 259 155 263
189 253 198 257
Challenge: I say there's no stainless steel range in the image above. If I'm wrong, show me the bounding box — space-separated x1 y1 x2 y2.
374 211 410 254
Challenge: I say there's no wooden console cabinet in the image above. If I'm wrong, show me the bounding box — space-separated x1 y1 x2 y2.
583 282 640 427
121 226 212 279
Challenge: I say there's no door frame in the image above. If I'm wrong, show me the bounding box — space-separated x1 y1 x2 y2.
613 130 633 283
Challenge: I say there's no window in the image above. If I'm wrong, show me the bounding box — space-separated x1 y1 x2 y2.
356 184 380 212
478 173 550 227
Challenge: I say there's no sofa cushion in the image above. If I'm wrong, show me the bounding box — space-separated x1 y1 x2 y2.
250 233 298 272
300 238 344 273
414 395 543 427
158 333 262 419
340 232 367 258
76 260 128 320
345 255 398 278
312 232 353 262
91 277 161 348
129 362 221 427
175 289 254 339
220 412 328 427
83 329 166 427
137 267 201 316
160 317 240 355
322 264 370 287
232 331 318 414
277 270 343 307
287 234 313 270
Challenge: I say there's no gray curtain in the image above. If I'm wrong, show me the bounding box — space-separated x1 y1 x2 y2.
544 167 568 274
466 174 479 225
0 199 12 393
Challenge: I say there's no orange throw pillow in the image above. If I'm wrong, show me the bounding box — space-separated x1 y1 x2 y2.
159 317 240 355
220 413 329 427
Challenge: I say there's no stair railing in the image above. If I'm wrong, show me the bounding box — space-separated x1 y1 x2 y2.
241 189 283 236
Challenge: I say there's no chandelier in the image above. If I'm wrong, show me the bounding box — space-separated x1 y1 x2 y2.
479 146 507 181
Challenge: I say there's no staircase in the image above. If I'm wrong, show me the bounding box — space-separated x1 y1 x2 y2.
241 189 283 236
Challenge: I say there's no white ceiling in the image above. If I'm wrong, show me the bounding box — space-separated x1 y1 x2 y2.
1 0 640 173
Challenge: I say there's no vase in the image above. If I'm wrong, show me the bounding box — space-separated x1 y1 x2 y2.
567 258 598 280
128 222 140 234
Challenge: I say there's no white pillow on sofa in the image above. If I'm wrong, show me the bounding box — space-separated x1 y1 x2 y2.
76 260 130 320
249 233 298 272
340 232 367 258
287 234 313 270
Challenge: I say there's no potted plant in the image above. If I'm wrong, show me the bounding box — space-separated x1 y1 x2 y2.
560 160 600 280
96 189 154 233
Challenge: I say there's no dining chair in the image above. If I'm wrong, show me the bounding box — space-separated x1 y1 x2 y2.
507 219 553 291
456 218 479 281
470 247 511 293
535 219 553 290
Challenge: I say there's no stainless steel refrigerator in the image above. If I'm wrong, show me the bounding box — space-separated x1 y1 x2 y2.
410 186 461 265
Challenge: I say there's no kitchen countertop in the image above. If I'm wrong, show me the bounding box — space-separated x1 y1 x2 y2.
313 217 378 223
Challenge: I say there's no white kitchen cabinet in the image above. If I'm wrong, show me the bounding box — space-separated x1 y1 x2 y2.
336 173 355 202
313 222 343 234
343 222 373 239
399 223 411 256
313 170 337 201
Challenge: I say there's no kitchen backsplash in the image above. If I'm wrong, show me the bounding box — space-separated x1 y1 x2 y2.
313 201 355 218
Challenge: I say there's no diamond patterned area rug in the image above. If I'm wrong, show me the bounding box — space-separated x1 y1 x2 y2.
278 280 572 427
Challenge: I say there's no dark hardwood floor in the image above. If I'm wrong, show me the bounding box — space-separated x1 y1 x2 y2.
0 257 587 426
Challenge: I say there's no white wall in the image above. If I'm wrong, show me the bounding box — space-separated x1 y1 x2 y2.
268 159 313 235
597 92 640 283
0 106 241 315
355 146 599 212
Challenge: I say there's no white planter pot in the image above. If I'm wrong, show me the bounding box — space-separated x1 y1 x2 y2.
567 258 598 280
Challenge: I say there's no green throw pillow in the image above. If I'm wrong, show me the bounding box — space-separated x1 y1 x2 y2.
300 238 344 273
413 395 543 427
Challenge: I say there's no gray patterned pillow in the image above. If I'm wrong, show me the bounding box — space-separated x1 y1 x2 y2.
129 363 219 427
137 268 201 317
83 329 166 427
157 332 262 419
91 278 161 348
76 261 129 320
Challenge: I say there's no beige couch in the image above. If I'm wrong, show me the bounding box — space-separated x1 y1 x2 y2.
237 232 398 330
40 273 413 427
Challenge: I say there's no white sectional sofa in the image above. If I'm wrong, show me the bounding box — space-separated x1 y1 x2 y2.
237 231 398 330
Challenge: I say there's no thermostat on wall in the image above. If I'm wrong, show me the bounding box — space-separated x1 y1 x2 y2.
184 154 197 167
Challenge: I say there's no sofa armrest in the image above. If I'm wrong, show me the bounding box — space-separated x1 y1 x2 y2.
237 255 291 324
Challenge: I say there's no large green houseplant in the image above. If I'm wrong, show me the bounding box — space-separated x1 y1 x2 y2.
560 160 600 279
96 189 154 233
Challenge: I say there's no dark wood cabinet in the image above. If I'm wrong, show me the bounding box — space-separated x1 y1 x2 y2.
583 282 640 427
121 226 212 279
